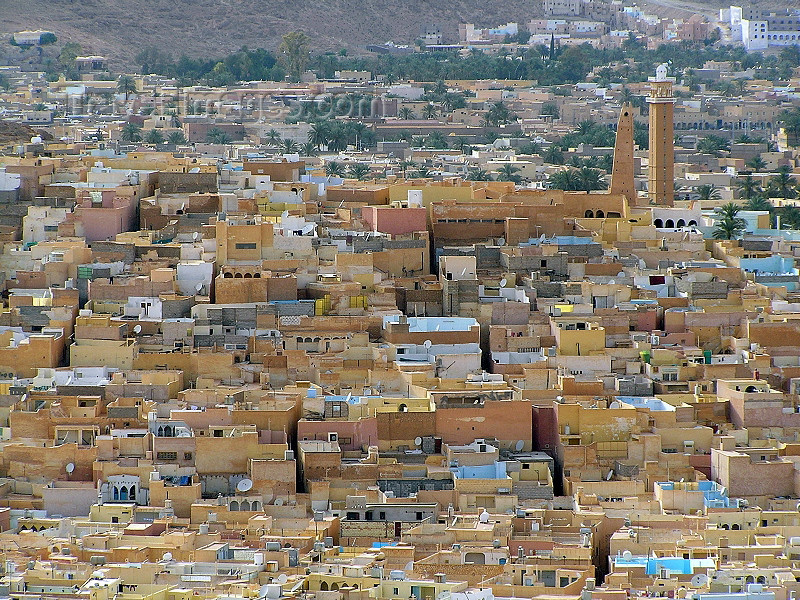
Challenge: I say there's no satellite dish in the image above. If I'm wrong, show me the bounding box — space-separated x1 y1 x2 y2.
236 478 253 493
281 210 290 219
133 324 142 334
65 463 75 474
479 509 490 523
274 497 284 506
277 574 288 584
691 574 709 587
499 278 507 287
162 552 173 561
259 584 271 599
414 437 423 447
606 469 613 481
622 550 633 560
193 232 200 241
515 440 524 451
497 238 505 246
195 283 204 292
423 340 432 349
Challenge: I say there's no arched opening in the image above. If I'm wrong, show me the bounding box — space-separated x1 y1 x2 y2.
240 500 251 511
234 273 243 278
745 386 758 393
665 219 674 228
230 500 240 511
596 210 604 218
398 403 408 412
688 220 697 226
584 210 594 218
465 552 486 565
320 582 329 591
757 576 767 584
224 272 233 278
120 486 128 501
164 426 172 437
252 501 261 511
129 487 136 501
677 219 685 227
654 219 663 228
732 523 741 530
331 584 339 591
157 426 164 436
244 273 252 278
745 575 754 583
720 523 729 530
113 487 119 501
254 272 261 278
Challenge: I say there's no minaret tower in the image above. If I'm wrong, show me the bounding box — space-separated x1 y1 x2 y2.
610 103 636 205
647 63 676 206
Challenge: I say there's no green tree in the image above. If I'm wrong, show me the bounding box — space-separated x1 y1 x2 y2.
744 196 773 212
540 102 559 119
167 130 187 145
144 129 164 144
308 121 331 149
422 103 438 119
281 139 299 153
301 141 317 156
325 161 345 179
712 203 746 240
399 160 417 177
548 168 582 191
542 145 564 165
736 173 762 201
279 31 310 82
120 123 142 143
495 164 522 183
467 167 493 181
116 75 137 101
780 106 800 146
347 163 371 180
577 167 608 191
484 101 515 127
39 33 57 45
398 107 416 120
206 127 231 144
695 184 721 200
265 129 282 146
746 156 767 172
697 135 730 157
768 165 798 200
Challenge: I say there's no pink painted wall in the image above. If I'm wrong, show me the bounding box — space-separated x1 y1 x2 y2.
362 207 427 236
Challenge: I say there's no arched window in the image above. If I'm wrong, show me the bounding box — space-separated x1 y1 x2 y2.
596 210 604 218
665 219 674 228
129 487 136 500
230 500 240 511
254 272 261 278
113 487 119 501
398 403 408 412
244 273 252 278
745 386 758 393
757 576 767 584
654 219 663 228
331 584 339 591
320 582 329 591
732 523 741 530
688 220 697 226
584 210 594 218
120 486 128 501
224 272 233 278
240 500 250 511
677 219 685 227
234 272 243 278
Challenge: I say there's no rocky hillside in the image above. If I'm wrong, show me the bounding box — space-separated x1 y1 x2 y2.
3 0 542 66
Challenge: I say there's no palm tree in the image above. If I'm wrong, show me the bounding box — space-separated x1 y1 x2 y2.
116 74 136 101
542 145 564 165
744 196 773 211
780 204 800 229
712 203 746 240
413 166 431 178
120 123 142 143
325 161 345 180
301 141 317 156
422 103 438 120
768 165 797 200
495 164 522 184
695 184 721 201
548 169 582 191
467 167 492 181
577 167 608 191
265 129 282 147
399 160 417 177
308 121 331 149
279 31 310 82
206 128 231 144
746 156 767 172
144 129 164 145
736 174 761 201
347 163 371 181
398 107 416 120
281 139 299 153
167 130 187 145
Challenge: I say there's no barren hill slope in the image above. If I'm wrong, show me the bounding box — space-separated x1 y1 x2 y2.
3 0 541 66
